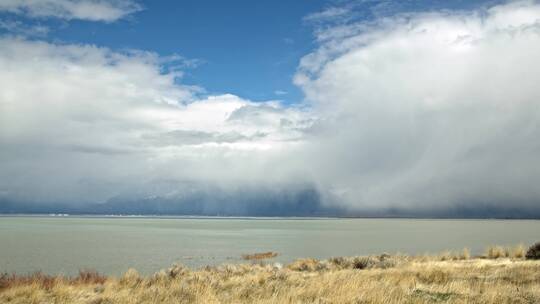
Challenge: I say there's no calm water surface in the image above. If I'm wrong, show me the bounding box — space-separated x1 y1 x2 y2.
0 216 539 275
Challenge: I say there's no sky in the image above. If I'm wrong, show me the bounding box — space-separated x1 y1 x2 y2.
1 0 540 217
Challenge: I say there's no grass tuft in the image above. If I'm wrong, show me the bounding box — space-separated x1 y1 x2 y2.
484 244 528 259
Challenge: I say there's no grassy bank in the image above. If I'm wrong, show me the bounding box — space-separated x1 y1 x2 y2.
1 246 540 303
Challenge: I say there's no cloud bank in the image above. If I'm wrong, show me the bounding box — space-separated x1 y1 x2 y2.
1 1 540 217
295 0 540 215
0 37 315 212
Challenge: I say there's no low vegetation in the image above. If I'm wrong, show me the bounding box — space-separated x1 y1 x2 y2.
526 242 540 260
483 244 527 259
1 245 540 303
241 252 278 261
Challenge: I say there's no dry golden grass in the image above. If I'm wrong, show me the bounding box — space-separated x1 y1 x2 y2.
484 244 527 259
1 248 540 304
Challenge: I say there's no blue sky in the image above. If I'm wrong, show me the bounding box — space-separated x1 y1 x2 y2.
0 1 329 102
54 1 326 102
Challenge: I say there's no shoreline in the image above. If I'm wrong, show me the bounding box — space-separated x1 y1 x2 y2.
2 246 539 303
2 214 540 220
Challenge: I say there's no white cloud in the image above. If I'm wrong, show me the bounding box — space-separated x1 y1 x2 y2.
304 7 351 23
294 0 540 213
0 19 49 36
0 0 141 22
0 37 313 204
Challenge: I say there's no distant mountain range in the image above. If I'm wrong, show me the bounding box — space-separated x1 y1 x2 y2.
1 192 539 219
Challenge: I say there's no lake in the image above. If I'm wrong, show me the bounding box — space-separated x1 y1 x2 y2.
0 216 539 275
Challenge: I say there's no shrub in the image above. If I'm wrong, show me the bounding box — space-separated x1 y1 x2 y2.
352 257 376 270
525 242 540 260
